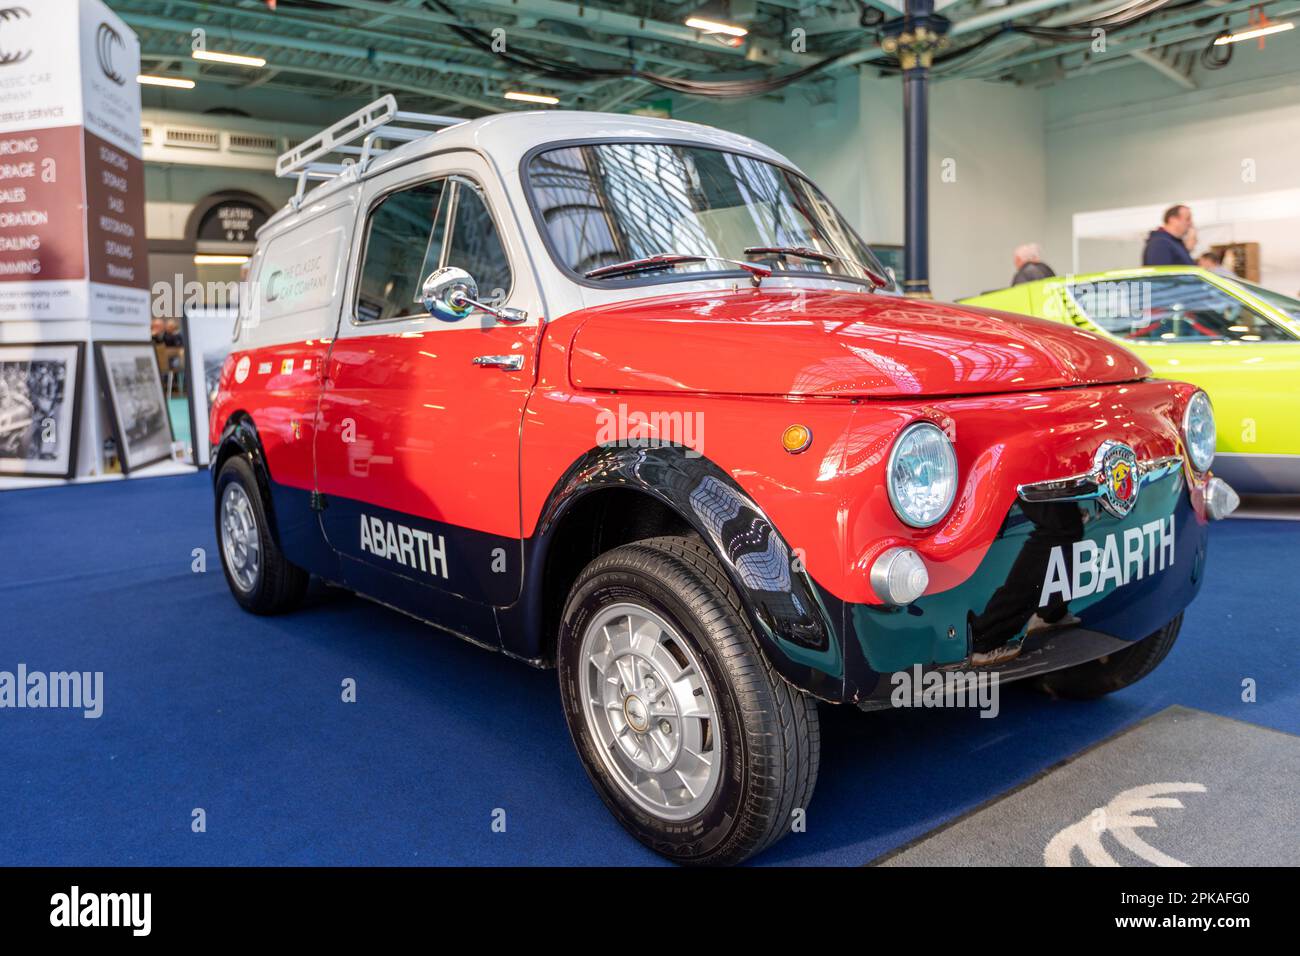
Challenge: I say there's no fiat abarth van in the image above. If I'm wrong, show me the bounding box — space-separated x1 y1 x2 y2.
210 96 1238 865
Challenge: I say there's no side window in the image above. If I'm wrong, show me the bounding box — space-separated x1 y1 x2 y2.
1067 275 1292 343
355 176 511 323
447 185 511 305
356 180 447 323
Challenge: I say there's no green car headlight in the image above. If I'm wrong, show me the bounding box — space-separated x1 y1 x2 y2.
1183 390 1216 474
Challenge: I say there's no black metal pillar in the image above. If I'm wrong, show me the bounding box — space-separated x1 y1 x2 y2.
903 64 928 297
881 1 948 299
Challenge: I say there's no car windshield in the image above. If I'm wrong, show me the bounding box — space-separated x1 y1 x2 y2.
1066 274 1298 343
526 142 889 287
1236 279 1300 323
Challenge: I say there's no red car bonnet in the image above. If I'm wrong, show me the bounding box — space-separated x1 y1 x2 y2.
567 288 1150 398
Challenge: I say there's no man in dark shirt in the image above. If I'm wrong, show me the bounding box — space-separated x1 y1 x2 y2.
1011 243 1055 285
1142 204 1195 266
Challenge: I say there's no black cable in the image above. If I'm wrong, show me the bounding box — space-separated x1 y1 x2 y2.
424 0 853 97
1201 28 1234 70
425 0 1264 99
880 0 1244 77
858 3 886 29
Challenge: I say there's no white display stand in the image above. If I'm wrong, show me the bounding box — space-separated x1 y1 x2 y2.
0 0 192 487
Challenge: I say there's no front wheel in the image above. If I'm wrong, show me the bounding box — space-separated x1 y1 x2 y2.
214 455 308 615
1036 613 1183 700
557 535 819 866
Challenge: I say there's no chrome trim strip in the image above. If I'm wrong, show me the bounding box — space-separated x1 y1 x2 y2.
472 354 525 370
1017 455 1183 504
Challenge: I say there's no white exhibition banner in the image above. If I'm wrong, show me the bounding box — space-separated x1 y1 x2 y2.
0 0 151 481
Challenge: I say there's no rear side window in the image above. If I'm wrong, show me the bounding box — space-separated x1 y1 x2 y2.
355 177 511 323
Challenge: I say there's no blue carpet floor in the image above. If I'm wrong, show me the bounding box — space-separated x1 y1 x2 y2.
0 472 1295 866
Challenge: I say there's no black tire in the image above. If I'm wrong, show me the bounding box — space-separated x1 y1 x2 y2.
214 455 308 615
557 534 819 866
1036 613 1183 700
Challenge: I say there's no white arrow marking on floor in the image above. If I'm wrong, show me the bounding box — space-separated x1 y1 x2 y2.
1044 782 1207 867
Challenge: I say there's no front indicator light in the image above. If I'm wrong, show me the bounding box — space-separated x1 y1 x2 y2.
1205 477 1239 521
870 547 929 605
781 423 812 454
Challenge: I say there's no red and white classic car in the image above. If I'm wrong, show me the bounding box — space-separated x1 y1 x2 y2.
210 98 1236 864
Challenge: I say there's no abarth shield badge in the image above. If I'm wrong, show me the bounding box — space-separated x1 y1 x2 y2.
1097 441 1140 518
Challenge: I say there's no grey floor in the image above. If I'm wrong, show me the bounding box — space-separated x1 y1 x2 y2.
877 706 1300 867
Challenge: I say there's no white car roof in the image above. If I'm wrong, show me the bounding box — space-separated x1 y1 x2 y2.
264 109 798 231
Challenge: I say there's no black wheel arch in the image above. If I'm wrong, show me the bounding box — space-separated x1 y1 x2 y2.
500 444 847 702
212 411 283 547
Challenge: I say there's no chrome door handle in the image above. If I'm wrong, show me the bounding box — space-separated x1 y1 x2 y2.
472 354 525 370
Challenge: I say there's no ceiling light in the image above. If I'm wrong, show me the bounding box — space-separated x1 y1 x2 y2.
192 50 267 67
137 74 195 89
685 16 748 38
504 90 559 105
1214 22 1294 44
194 254 249 265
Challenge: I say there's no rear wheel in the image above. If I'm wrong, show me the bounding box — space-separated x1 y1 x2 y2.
215 455 308 615
557 535 819 866
1036 614 1183 700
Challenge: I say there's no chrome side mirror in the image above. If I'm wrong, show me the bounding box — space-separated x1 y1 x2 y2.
421 266 527 324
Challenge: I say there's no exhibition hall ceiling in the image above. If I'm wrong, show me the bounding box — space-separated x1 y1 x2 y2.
114 0 1295 116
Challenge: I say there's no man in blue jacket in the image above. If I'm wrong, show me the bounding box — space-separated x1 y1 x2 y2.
1142 204 1195 266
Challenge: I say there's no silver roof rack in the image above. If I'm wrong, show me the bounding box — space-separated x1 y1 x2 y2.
277 94 465 208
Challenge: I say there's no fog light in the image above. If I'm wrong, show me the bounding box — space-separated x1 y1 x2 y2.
870 547 929 605
1204 477 1239 521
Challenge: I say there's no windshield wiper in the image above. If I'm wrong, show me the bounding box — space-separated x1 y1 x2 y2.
585 253 771 286
743 245 890 290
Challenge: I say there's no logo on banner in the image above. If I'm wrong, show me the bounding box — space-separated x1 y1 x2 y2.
0 6 32 67
96 22 126 85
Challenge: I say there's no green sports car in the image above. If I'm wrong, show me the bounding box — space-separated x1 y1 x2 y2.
962 266 1300 494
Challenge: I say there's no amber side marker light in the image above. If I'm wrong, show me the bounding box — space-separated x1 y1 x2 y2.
782 424 812 454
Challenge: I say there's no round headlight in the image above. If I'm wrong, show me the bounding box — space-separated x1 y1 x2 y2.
1183 390 1216 474
886 422 958 528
